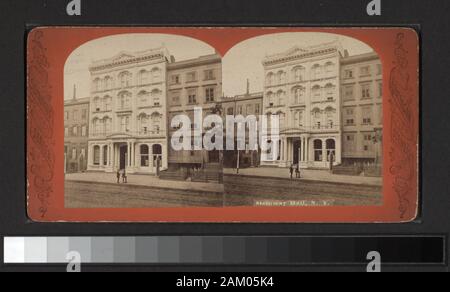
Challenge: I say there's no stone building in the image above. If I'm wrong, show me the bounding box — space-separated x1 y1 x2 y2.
87 47 171 174
340 52 383 165
220 91 263 168
64 96 90 173
162 54 223 181
260 41 383 169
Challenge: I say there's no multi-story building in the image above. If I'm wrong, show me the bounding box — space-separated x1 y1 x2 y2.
64 96 90 173
260 41 383 169
87 47 171 174
166 54 222 171
340 52 383 165
220 91 263 168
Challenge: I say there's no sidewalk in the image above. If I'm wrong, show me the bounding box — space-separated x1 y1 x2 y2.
224 167 382 187
65 172 224 194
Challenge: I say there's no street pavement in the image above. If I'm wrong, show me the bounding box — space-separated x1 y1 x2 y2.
224 167 382 186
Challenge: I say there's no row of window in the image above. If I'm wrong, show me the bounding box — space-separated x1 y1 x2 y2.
91 144 162 167
266 62 336 86
170 69 216 85
64 146 87 161
92 90 163 112
64 109 88 121
266 84 337 107
223 103 261 116
344 133 378 152
65 125 88 137
91 113 163 136
170 87 216 106
268 139 336 162
92 68 163 92
343 64 382 79
343 105 382 126
343 82 382 101
264 107 337 130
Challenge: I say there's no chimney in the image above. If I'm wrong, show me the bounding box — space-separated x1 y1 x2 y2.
246 79 250 95
73 84 77 100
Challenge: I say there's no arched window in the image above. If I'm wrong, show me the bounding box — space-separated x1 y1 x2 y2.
118 91 131 110
325 83 335 101
325 107 336 128
293 66 306 82
277 71 285 85
138 91 150 107
92 118 100 136
151 89 162 106
93 78 101 92
266 73 274 86
151 68 161 82
93 97 101 112
312 85 322 99
311 64 321 80
326 139 336 162
138 113 149 135
294 111 304 127
103 96 112 111
140 145 150 167
277 90 285 106
151 112 162 134
152 144 163 165
292 86 305 104
118 71 132 88
138 70 149 86
312 108 322 129
93 146 100 165
267 91 274 106
103 117 112 134
314 140 323 162
325 62 335 74
104 76 113 90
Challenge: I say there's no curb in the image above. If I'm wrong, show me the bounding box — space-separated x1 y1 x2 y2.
223 173 382 188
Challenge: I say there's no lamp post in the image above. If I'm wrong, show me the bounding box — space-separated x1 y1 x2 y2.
373 127 383 166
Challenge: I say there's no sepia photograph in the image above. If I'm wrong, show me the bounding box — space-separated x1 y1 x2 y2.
63 31 383 209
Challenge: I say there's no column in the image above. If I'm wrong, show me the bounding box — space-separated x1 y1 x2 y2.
305 138 309 162
322 139 327 162
283 138 287 162
127 142 131 168
131 141 135 167
106 145 110 167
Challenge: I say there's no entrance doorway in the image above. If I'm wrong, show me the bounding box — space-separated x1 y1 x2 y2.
293 140 301 165
119 145 127 170
209 150 220 163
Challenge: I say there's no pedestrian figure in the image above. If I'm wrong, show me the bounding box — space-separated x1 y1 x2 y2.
289 165 294 179
122 169 127 183
116 169 121 184
296 164 301 178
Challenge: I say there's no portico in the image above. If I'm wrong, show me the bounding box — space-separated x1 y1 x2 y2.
87 136 167 174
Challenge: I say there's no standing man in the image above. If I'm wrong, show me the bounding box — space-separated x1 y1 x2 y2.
329 151 335 173
116 169 121 184
296 164 301 178
289 165 294 179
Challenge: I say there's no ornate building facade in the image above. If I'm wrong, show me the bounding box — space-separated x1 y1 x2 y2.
64 96 90 173
260 42 382 169
87 47 171 174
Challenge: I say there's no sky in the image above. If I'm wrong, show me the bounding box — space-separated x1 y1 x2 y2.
64 32 374 100
222 32 374 97
64 33 216 100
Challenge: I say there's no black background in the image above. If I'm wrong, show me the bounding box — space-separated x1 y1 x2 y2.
0 0 449 272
